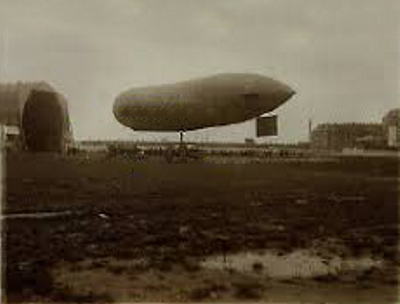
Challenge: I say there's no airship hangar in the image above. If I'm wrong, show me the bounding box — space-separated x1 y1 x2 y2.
0 82 73 153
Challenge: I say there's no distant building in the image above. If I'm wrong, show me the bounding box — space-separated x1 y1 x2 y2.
382 109 399 149
3 125 21 149
311 123 385 150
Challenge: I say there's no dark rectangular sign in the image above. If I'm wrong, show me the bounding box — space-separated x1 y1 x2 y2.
256 115 278 137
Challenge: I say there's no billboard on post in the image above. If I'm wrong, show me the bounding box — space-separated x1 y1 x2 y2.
256 115 278 137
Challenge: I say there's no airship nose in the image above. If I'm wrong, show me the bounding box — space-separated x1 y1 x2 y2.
255 79 295 113
272 81 296 106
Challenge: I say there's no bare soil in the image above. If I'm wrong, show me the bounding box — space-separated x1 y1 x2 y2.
2 152 399 303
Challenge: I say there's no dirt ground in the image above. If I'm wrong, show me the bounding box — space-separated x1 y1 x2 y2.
2 152 399 303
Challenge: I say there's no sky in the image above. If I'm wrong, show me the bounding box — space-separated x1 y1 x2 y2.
0 0 398 143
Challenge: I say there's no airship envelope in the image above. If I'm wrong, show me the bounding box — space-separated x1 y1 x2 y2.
113 73 295 132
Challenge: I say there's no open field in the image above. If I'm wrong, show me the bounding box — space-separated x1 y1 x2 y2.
2 152 399 303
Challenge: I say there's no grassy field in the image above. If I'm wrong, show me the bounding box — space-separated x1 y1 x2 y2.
3 152 399 302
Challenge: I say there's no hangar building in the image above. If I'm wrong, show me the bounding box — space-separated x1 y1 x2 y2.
311 109 399 151
0 82 73 152
311 123 385 150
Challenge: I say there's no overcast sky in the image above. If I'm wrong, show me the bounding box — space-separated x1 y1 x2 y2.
0 0 398 143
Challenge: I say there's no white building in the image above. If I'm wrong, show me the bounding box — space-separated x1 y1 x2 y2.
382 109 399 149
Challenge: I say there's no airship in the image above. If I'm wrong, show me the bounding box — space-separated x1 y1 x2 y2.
0 82 73 152
113 73 295 138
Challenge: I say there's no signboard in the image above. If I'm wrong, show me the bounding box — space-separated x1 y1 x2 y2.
256 115 278 137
